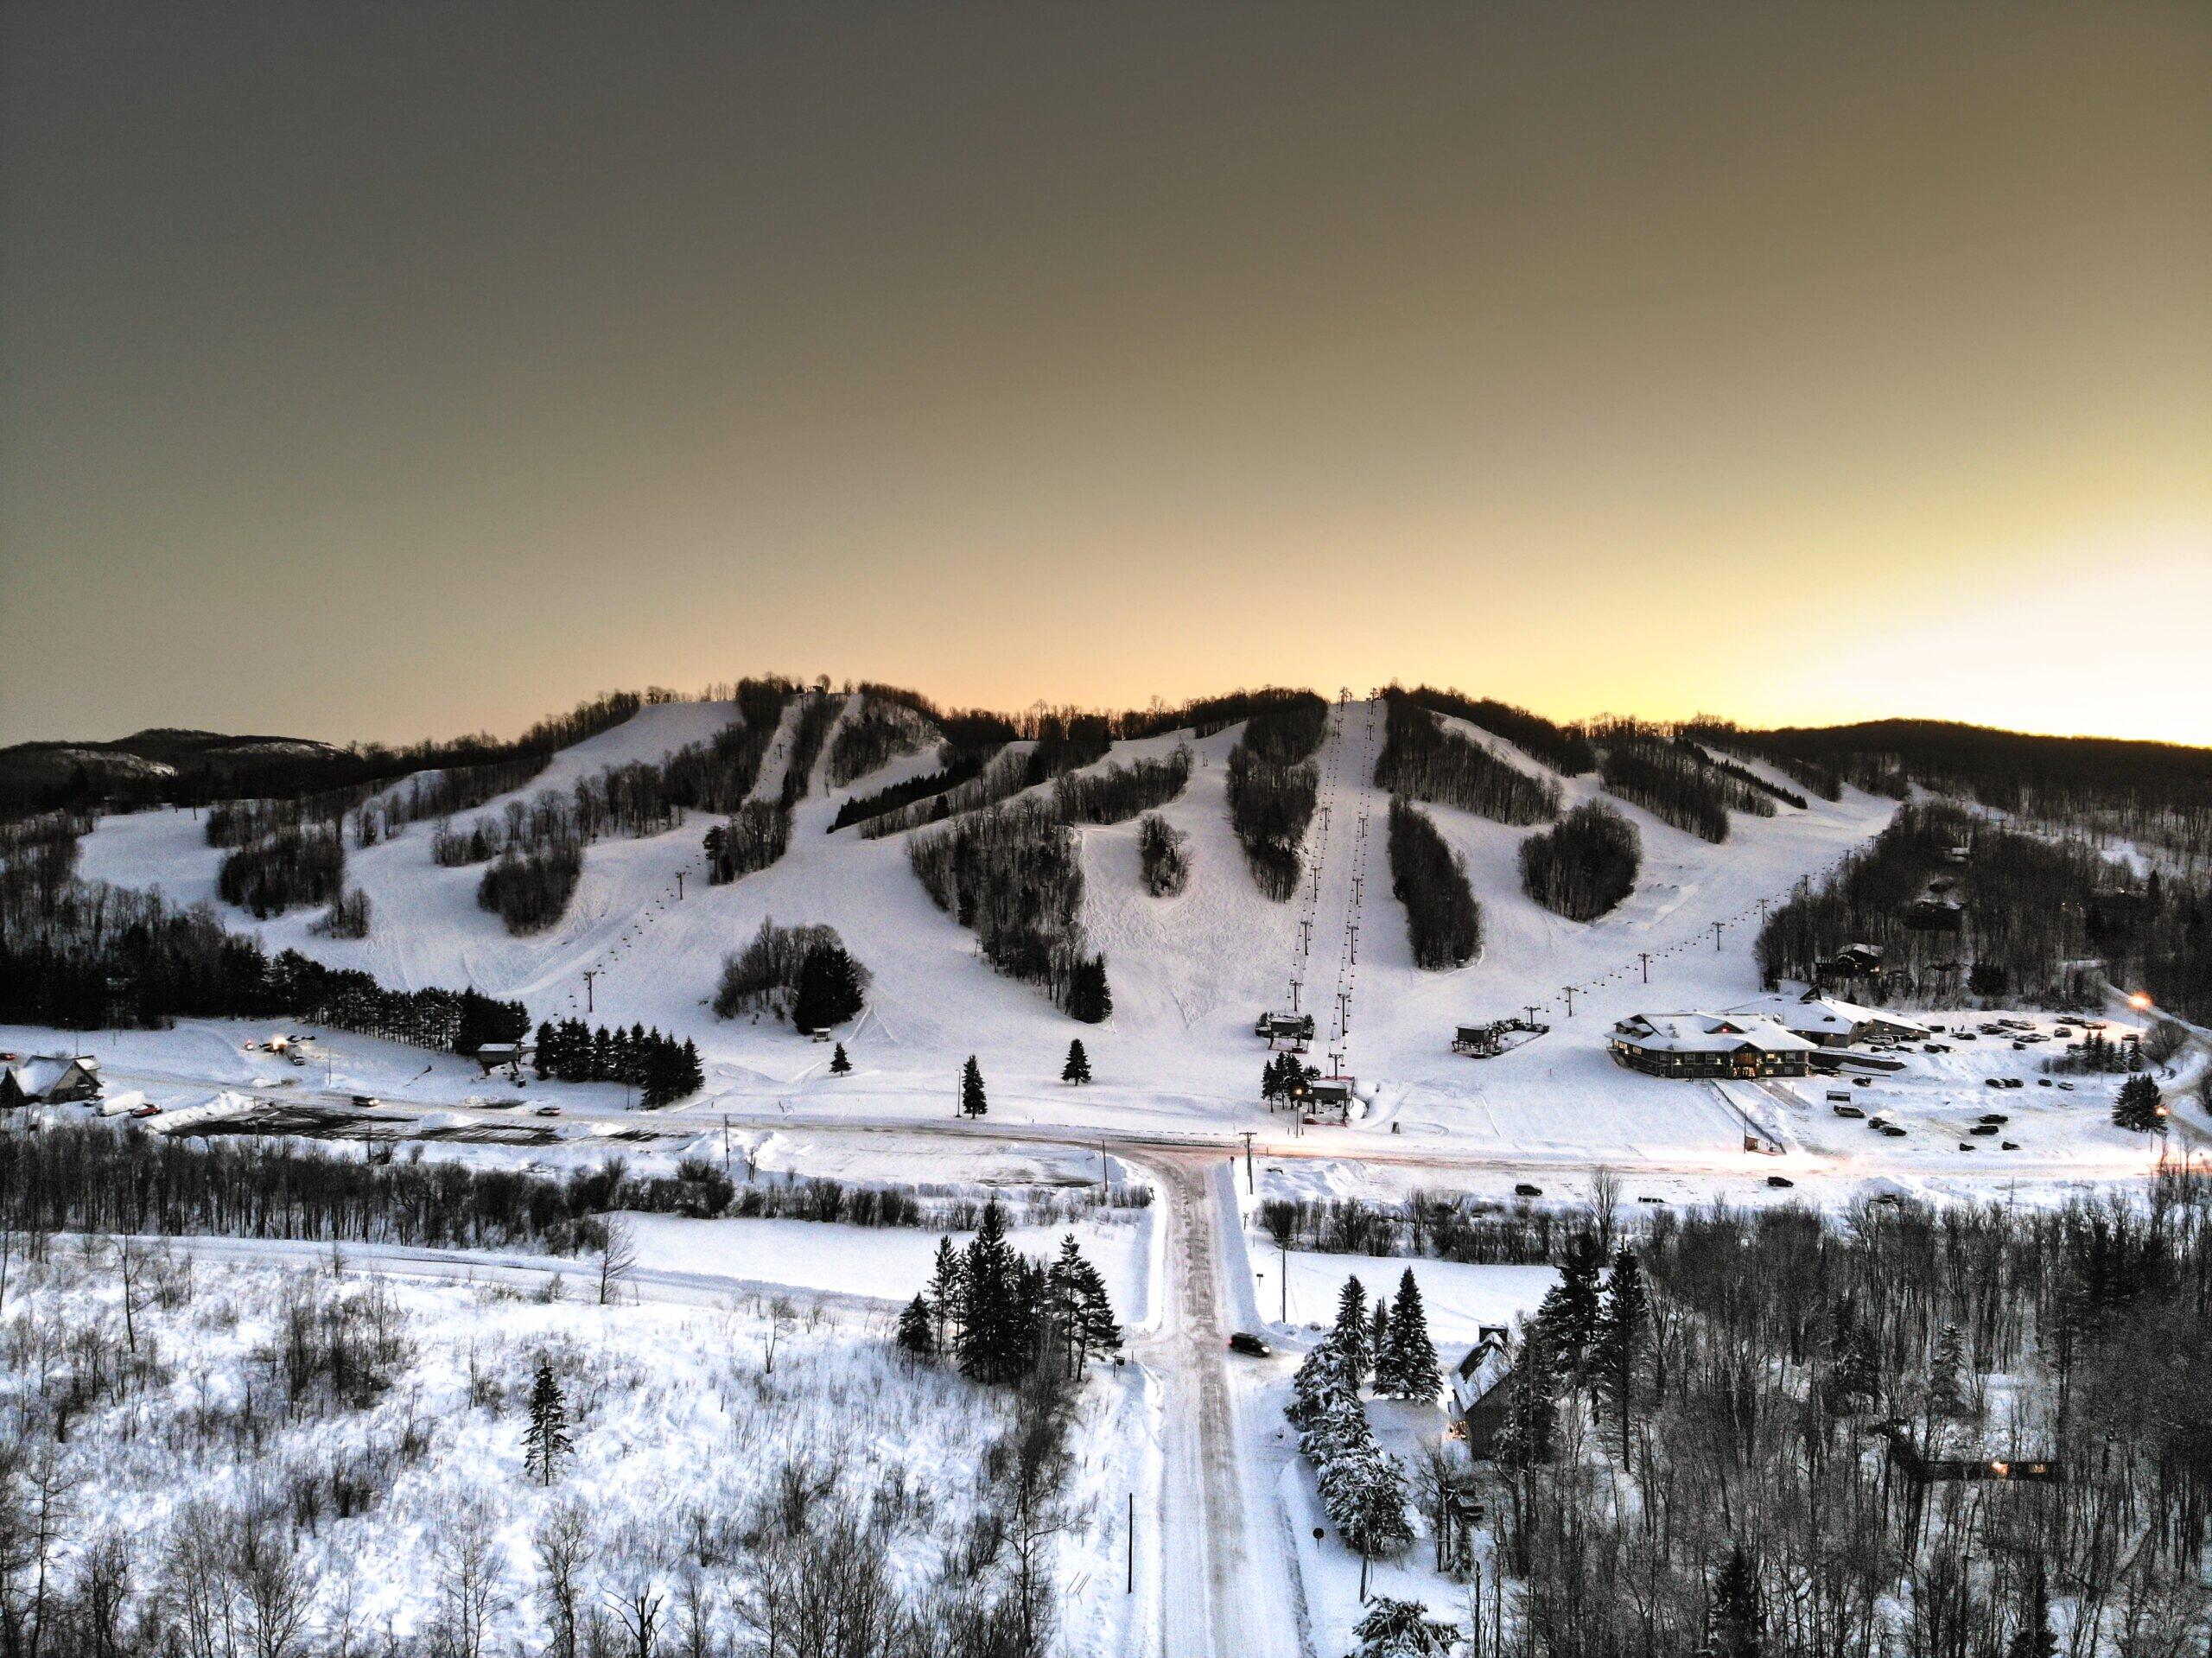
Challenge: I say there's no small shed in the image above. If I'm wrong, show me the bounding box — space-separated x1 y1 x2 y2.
471 1042 534 1077
1 1054 103 1108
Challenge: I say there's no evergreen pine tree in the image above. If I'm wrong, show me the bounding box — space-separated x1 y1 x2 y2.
1062 1039 1092 1085
2004 1565 2058 1658
1494 1328 1558 1470
1262 1055 1283 1104
522 1356 574 1486
956 1201 1027 1383
1538 1232 1605 1376
2113 1073 2165 1133
1333 1276 1372 1391
828 1041 853 1076
681 1038 703 1094
1377 1267 1441 1401
960 1055 988 1118
1928 1323 1966 1417
534 1020 556 1080
1592 1246 1649 1459
926 1235 965 1350
1369 1299 1392 1373
1708 1543 1763 1658
1288 1330 1355 1429
1065 955 1113 1024
896 1293 936 1357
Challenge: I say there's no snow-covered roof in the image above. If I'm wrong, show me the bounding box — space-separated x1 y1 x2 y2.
1611 1013 1817 1056
1450 1333 1512 1413
1727 995 1928 1040
4 1055 94 1099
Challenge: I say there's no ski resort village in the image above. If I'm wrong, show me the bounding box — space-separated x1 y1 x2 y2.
3 682 2209 1656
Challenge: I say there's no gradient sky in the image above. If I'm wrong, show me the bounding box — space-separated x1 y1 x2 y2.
3 3 2208 748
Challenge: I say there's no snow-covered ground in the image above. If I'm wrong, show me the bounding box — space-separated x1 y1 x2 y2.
0 1243 1150 1655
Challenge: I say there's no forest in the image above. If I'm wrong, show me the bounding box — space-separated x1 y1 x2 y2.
702 801 791 885
711 918 869 1031
1137 813 1189 897
906 798 1110 1020
830 748 993 833
1397 688 1597 777
1596 730 1737 843
1049 748 1190 825
217 823 347 918
1755 800 2212 1020
1519 801 1642 922
1463 1179 2212 1657
477 837 584 935
529 1020 704 1104
1386 798 1483 970
825 694 936 788
1375 693 1562 825
1225 691 1327 901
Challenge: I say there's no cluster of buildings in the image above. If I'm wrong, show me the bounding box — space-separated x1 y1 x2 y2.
0 1052 103 1109
1606 995 1929 1080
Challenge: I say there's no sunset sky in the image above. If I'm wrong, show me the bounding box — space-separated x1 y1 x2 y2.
3 3 2207 748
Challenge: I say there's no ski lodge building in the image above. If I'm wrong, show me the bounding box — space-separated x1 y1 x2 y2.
1607 1013 1817 1079
1726 995 1929 1048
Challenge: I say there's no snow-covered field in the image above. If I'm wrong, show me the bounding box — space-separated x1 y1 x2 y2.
0 1243 1150 1655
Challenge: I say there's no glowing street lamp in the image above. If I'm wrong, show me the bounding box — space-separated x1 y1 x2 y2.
2127 992 2154 1012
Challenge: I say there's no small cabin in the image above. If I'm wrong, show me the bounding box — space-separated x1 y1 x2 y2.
1820 943 1885 983
1448 1326 1515 1458
1 1054 103 1109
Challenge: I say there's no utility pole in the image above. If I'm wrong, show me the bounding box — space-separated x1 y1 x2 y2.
1127 1493 1135 1594
1241 1131 1256 1193
582 969 599 1015
1639 952 1652 983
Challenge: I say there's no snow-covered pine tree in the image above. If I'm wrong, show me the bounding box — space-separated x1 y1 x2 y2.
1369 1299 1392 1374
1349 1598 1459 1658
896 1293 936 1357
1062 1039 1092 1084
1377 1267 1441 1401
960 1055 988 1118
522 1356 574 1486
828 1041 852 1076
1287 1331 1354 1429
1333 1276 1372 1390
2113 1072 2165 1132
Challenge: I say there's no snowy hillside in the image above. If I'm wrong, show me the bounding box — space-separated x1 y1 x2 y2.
64 693 2021 1171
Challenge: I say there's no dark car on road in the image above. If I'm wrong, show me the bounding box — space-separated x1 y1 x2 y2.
1229 1332 1271 1357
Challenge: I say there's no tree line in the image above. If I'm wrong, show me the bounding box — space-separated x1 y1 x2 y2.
1757 798 2211 1019
1376 691 1562 824
1226 692 1327 901
825 695 935 788
531 1020 703 1104
894 1203 1123 1386
1519 799 1641 921
1049 747 1191 824
1399 687 1597 777
1387 797 1483 969
1596 729 1736 842
907 798 1113 1021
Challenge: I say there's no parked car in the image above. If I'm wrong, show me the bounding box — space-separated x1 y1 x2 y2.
1834 1103 1866 1119
1514 1183 1544 1198
2001 1140 2021 1151
1971 1124 1999 1136
1880 1124 1908 1138
1229 1333 1272 1357
1766 1174 1795 1189
1980 1113 2009 1125
534 1105 561 1118
2057 1082 2075 1092
1827 1090 1853 1102
129 1103 161 1119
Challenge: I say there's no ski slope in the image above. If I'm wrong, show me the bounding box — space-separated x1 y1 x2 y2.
79 690 2134 1185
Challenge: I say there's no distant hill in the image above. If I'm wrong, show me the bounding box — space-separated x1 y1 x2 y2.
0 728 353 816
